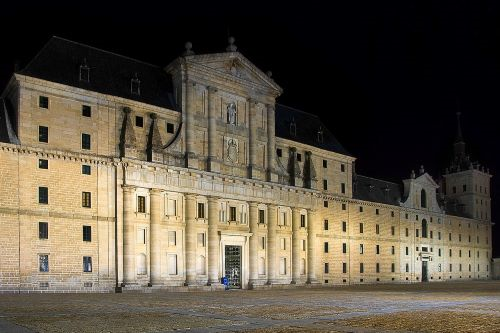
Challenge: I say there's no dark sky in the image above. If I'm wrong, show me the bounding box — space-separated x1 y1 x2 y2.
1 1 499 256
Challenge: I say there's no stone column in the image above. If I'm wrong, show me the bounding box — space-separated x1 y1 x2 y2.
207 87 219 172
266 104 277 182
185 81 196 168
291 207 301 284
207 197 220 285
248 202 259 285
307 209 318 284
267 204 277 284
184 194 197 285
149 188 162 285
247 98 257 179
123 185 136 285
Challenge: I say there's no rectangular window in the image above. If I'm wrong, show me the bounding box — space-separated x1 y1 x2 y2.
39 254 49 272
166 122 175 133
341 183 346 194
197 233 205 247
360 263 364 273
82 165 91 175
406 246 409 255
258 209 265 224
405 228 409 237
82 192 91 208
406 263 409 273
450 264 453 272
391 246 395 255
83 256 92 272
302 239 306 251
449 249 452 257
391 211 395 217
82 105 91 117
463 184 467 192
391 263 395 273
359 223 363 233
167 199 177 216
323 179 328 190
296 153 302 162
359 206 363 213
323 160 327 168
430 230 433 239
342 221 347 232
39 186 48 204
376 263 380 273
82 133 91 150
279 211 286 226
342 203 346 210
168 254 178 275
360 244 364 254
323 201 328 208
391 226 395 236
276 148 282 157
136 195 145 213
279 257 287 275
342 243 347 253
324 242 329 253
376 209 379 215
39 222 48 239
341 164 345 172
83 225 91 242
342 262 347 273
324 263 329 274
438 248 441 256
38 159 48 169
135 116 144 127
168 231 176 246
438 231 441 240
376 244 380 254
262 237 266 250
376 224 380 234
229 207 236 221
324 220 329 230
416 229 419 237
39 96 49 108
300 214 306 228
137 228 146 244
197 202 205 219
449 233 452 241
39 126 48 143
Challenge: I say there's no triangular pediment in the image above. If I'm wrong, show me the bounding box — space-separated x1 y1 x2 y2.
184 52 283 94
415 172 439 188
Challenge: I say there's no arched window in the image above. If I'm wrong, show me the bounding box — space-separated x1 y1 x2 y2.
421 189 427 208
422 219 428 238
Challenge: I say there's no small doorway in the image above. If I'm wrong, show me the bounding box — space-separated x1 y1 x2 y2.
422 261 428 282
225 245 242 289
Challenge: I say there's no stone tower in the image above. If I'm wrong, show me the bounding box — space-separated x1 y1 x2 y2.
442 112 492 221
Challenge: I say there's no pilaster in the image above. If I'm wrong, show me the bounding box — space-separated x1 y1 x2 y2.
207 196 220 285
184 194 197 285
267 204 277 284
149 188 162 285
122 185 136 285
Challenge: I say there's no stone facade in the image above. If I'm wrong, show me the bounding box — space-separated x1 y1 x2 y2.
0 37 493 292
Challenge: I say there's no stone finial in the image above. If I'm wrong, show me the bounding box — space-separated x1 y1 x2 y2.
266 70 273 78
183 41 195 56
411 170 415 179
226 36 237 52
419 165 425 175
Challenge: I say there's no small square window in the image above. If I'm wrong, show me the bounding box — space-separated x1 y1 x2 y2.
38 159 48 169
323 201 328 208
277 148 282 157
375 209 379 215
359 206 363 213
82 165 91 175
82 105 91 117
39 126 48 143
83 225 91 242
135 116 144 127
82 192 91 208
82 133 91 150
39 187 48 204
39 96 49 109
39 222 48 239
342 203 346 210
296 153 302 162
167 122 174 133
323 160 327 168
83 256 92 272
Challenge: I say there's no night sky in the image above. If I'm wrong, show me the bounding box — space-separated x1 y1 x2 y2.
1 1 499 256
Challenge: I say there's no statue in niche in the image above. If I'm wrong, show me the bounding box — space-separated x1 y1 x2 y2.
226 138 238 163
227 102 237 125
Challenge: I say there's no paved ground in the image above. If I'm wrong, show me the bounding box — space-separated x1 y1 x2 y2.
0 281 499 332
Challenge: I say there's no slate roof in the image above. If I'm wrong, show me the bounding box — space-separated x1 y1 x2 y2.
275 104 351 155
19 37 177 110
353 175 402 206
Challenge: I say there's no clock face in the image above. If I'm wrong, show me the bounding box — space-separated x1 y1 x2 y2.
226 138 238 163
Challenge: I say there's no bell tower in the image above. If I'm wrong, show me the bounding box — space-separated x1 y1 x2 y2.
442 112 492 221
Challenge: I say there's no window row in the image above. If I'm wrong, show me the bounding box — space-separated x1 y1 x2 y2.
38 188 91 207
38 255 93 272
38 159 92 175
38 126 92 150
38 223 91 241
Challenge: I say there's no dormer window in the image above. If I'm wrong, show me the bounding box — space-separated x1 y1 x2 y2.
79 58 90 82
317 126 324 143
131 73 141 95
290 118 296 136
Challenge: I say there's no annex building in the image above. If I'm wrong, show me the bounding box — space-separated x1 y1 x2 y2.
0 37 493 292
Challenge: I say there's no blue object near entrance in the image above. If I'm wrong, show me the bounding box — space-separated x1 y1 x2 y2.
221 276 229 290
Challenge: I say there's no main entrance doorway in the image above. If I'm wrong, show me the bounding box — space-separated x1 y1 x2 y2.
422 261 428 282
225 245 242 289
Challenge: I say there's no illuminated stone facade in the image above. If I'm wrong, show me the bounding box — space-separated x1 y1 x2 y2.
0 37 493 292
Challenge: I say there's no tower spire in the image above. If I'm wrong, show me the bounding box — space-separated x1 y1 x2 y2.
455 111 463 143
